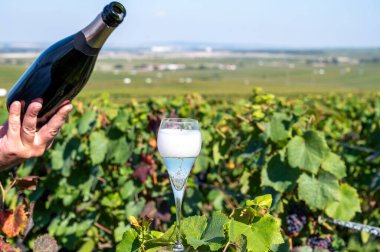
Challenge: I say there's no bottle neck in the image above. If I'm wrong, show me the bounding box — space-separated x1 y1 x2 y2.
81 14 116 49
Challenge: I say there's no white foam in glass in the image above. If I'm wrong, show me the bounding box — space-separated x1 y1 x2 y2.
157 129 202 158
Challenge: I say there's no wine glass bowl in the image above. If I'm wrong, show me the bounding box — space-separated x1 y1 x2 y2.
157 118 202 252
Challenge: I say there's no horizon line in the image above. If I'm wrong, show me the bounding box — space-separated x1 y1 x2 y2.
0 41 379 51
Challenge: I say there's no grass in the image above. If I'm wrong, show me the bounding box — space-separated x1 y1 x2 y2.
0 56 379 103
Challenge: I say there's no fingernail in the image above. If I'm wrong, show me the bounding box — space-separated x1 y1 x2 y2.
12 101 21 108
33 107 41 114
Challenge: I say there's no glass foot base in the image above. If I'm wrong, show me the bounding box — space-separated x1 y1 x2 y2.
158 243 186 252
173 243 184 252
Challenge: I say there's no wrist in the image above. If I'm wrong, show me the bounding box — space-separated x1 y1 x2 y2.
0 145 19 171
0 151 10 171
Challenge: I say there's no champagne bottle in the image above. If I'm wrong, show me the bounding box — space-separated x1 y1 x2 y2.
6 2 126 127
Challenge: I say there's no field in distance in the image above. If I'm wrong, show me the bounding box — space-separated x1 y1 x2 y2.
0 48 379 102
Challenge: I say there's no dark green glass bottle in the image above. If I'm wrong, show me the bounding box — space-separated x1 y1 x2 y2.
7 2 126 127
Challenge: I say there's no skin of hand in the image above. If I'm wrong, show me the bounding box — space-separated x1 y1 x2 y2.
0 100 72 170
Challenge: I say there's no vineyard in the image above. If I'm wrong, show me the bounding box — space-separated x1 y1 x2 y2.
0 88 380 251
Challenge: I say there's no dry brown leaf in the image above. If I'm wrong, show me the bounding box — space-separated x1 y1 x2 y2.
0 236 21 252
148 138 157 149
14 176 40 191
0 205 28 238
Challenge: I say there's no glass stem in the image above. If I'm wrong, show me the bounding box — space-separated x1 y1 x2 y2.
175 195 182 244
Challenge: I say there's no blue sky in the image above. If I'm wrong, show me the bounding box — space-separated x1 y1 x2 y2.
0 0 379 48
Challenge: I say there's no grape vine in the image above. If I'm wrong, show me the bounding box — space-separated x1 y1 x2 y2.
0 90 379 251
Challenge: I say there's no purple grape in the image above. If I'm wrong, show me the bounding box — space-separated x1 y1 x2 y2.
306 235 332 251
286 213 307 236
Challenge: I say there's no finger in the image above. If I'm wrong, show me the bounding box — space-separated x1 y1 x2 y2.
38 104 72 144
21 100 43 145
7 101 22 141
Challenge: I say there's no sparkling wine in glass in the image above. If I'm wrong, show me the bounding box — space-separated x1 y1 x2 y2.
157 118 202 252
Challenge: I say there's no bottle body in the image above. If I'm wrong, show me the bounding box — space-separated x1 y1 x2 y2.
6 2 126 127
7 33 98 126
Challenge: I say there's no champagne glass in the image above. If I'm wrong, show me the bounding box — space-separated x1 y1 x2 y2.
157 118 202 252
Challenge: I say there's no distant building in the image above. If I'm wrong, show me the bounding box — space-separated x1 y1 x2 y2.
123 78 132 84
134 63 186 72
0 88 7 97
158 64 186 71
218 64 237 71
151 46 173 53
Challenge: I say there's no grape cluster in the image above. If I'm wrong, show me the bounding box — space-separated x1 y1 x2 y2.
285 203 308 236
306 235 332 251
286 213 307 236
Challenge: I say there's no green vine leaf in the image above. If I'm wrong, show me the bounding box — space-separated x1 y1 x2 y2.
228 220 251 244
107 137 131 165
144 225 175 251
182 215 207 249
116 228 141 252
78 110 97 135
297 172 340 210
120 199 283 252
287 131 329 174
266 113 291 142
229 207 256 224
325 183 361 221
321 152 347 179
261 154 301 193
246 194 272 210
229 214 283 252
89 131 108 165
180 212 228 250
234 234 248 252
200 211 229 251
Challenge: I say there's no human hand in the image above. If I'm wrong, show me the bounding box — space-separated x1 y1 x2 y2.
0 100 73 170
